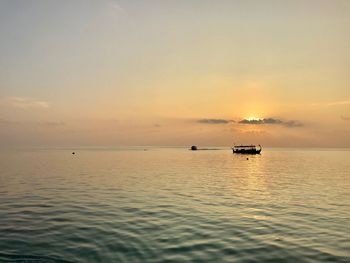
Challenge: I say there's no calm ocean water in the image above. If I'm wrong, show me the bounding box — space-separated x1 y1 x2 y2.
0 147 349 262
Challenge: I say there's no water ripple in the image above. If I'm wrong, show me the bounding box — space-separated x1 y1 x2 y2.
0 148 349 262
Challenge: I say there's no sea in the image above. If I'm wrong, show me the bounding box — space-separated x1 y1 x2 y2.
0 147 349 262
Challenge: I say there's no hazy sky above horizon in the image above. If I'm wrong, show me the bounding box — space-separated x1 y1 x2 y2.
1 0 349 147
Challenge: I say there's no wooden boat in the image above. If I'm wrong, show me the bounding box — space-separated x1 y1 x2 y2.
232 145 261 154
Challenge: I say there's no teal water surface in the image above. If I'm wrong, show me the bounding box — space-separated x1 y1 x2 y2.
0 148 349 262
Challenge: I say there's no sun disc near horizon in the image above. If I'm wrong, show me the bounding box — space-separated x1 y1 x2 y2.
246 116 262 121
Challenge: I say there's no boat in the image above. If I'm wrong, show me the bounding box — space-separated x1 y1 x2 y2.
232 145 261 154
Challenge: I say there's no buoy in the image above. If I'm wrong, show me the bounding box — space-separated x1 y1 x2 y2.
72 152 75 155
246 157 249 160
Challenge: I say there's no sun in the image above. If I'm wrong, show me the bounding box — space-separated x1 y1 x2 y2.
246 116 262 121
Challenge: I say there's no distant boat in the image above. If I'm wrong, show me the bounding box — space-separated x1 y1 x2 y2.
189 145 220 151
232 145 261 154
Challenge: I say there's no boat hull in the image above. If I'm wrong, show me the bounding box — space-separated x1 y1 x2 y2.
232 149 261 154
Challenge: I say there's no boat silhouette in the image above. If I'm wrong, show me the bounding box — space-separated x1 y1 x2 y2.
232 145 262 154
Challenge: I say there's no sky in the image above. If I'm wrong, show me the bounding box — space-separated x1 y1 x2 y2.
0 0 349 147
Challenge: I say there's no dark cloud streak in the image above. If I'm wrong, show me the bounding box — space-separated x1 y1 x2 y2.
197 119 235 124
239 118 302 127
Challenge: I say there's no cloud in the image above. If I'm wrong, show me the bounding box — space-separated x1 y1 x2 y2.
108 0 126 14
239 118 303 127
327 100 350 106
41 121 65 126
283 120 303 127
0 118 18 125
239 119 265 124
197 119 234 124
0 118 65 127
341 115 350 121
2 97 49 109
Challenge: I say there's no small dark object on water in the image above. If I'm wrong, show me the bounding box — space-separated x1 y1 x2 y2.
247 158 249 160
191 145 198 151
72 152 75 155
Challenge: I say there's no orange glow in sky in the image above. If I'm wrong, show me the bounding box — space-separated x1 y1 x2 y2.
0 1 349 147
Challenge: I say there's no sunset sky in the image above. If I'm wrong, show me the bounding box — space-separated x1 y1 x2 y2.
1 0 349 147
